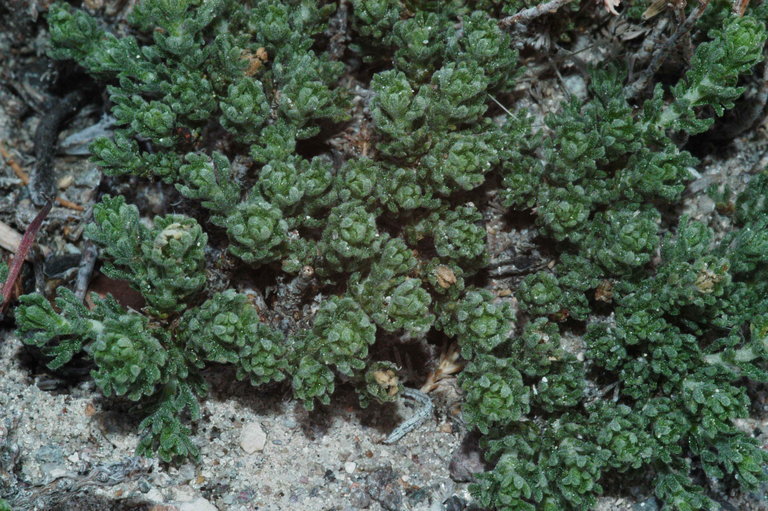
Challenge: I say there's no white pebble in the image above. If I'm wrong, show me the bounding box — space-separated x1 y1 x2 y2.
240 422 267 454
177 497 218 511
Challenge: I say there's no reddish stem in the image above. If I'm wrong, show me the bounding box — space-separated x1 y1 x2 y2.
0 199 53 314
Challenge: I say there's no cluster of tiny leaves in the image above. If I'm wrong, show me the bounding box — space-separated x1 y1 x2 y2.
9 0 768 509
18 0 521 464
465 8 768 511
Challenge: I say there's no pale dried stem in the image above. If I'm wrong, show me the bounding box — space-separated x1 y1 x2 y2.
499 0 575 27
624 0 711 100
0 220 23 255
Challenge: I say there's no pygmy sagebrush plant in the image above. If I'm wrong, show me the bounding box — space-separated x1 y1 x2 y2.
10 0 768 509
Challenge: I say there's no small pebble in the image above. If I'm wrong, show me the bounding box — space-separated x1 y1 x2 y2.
633 498 660 511
443 495 467 511
35 444 64 464
449 433 485 483
138 478 151 493
344 461 357 474
176 497 217 511
57 175 74 190
239 422 267 454
562 74 588 100
41 463 68 481
408 488 430 506
366 467 403 511
178 463 195 482
348 486 372 509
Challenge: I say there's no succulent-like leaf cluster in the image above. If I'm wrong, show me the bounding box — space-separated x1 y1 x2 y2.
9 0 768 509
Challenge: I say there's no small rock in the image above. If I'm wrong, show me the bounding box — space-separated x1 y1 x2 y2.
144 488 165 503
563 74 588 100
60 114 116 156
366 466 403 511
349 486 371 508
408 488 430 506
633 498 660 511
35 444 64 464
176 497 218 511
178 463 195 482
443 495 467 511
236 488 256 503
239 422 267 453
449 432 486 482
57 174 74 189
344 461 357 474
74 166 102 188
41 463 69 481
138 478 152 493
309 462 326 476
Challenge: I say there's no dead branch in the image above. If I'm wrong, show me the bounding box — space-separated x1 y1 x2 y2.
499 0 575 28
624 0 711 100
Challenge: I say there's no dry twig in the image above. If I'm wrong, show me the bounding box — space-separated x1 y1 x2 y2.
383 387 434 444
74 239 98 301
1 140 84 211
624 0 711 100
328 0 349 61
30 90 86 206
0 221 23 255
0 141 30 184
499 0 575 27
627 18 670 82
